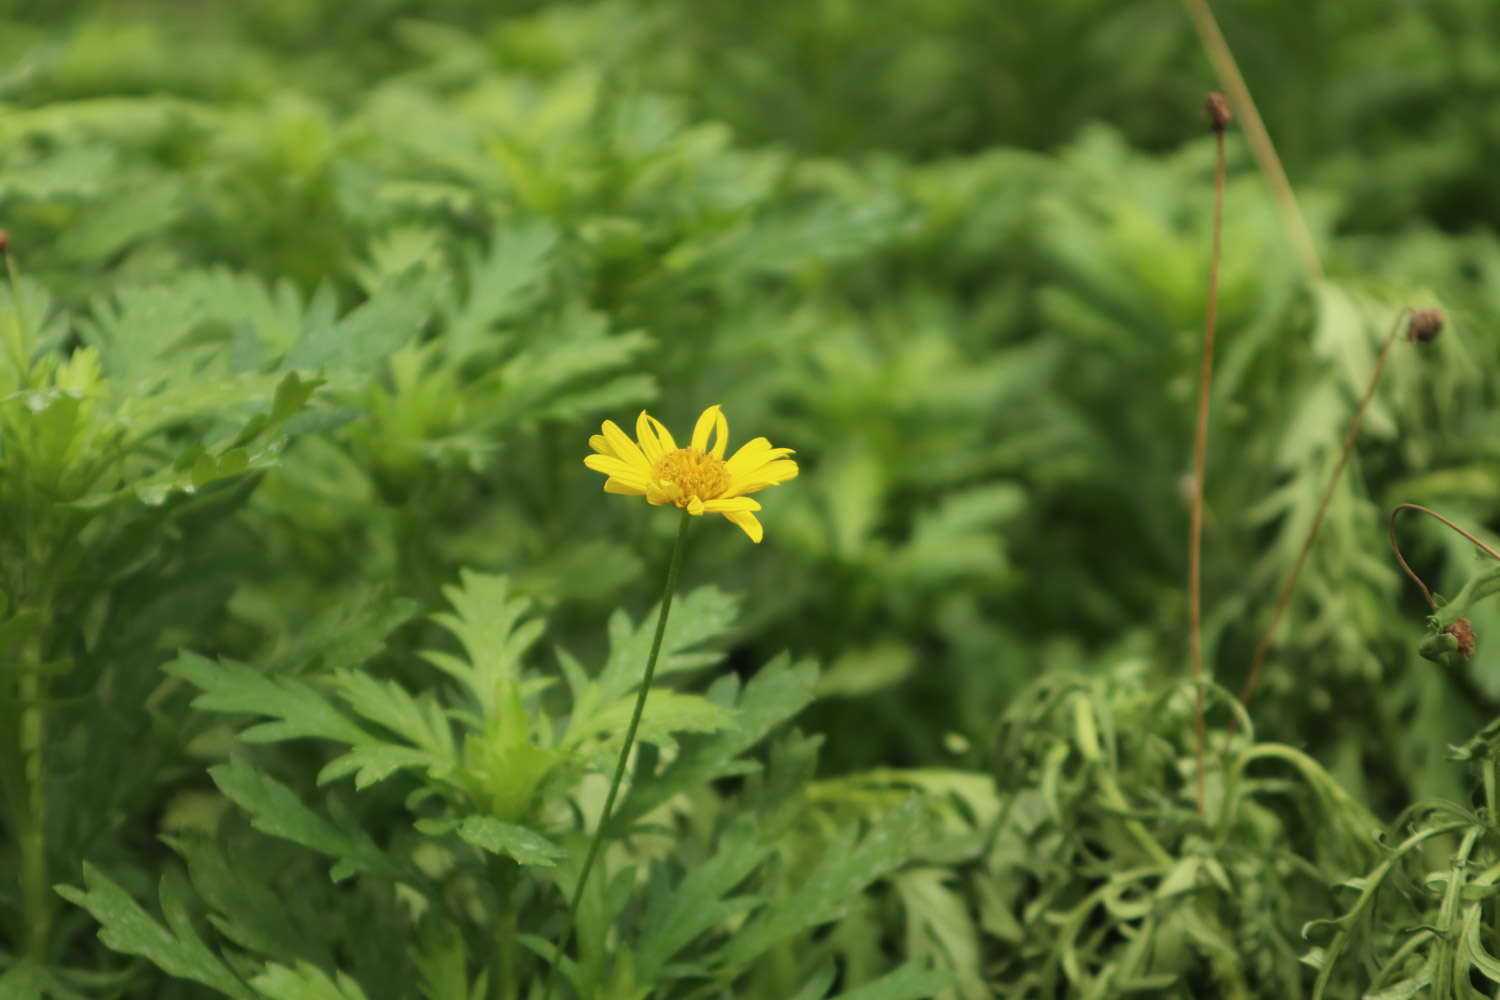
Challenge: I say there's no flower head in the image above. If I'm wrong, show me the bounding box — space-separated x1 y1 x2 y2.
585 405 797 542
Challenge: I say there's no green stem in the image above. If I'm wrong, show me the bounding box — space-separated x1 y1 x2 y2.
8 242 47 961
542 510 691 1000
19 637 48 963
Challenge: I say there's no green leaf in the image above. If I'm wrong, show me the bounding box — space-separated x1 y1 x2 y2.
165 834 332 971
283 270 444 372
424 571 547 721
724 796 926 969
329 670 456 763
412 816 564 867
55 864 257 1000
166 652 372 746
830 961 953 1000
635 817 770 981
208 756 394 882
892 868 985 1000
410 925 488 1000
228 371 326 448
317 744 449 791
617 655 819 825
250 962 371 1000
446 222 556 350
597 586 740 700
566 689 737 756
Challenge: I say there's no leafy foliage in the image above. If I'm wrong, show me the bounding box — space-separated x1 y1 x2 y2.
2 0 1499 997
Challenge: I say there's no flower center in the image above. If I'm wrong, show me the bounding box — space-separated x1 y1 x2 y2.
653 447 730 506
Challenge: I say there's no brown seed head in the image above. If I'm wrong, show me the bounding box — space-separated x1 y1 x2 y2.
1446 618 1476 658
1205 93 1231 132
0 230 8 256
1408 308 1444 344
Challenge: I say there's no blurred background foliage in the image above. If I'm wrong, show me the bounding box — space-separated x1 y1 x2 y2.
2 0 1498 787
2 0 1500 991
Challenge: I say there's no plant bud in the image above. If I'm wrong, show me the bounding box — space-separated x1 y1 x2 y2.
1408 308 1444 343
1205 93 1231 132
1446 618 1476 659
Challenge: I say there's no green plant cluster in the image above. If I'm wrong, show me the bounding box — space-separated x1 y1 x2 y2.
3 0 1500 997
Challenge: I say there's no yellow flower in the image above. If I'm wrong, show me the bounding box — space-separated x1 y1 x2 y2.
585 405 798 542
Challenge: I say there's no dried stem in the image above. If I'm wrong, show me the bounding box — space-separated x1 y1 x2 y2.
1389 503 1500 612
1187 96 1228 816
1234 310 1411 725
1180 0 1324 284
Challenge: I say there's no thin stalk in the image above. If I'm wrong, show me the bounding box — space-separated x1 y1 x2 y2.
5 237 48 962
1187 100 1228 816
490 856 519 1000
1236 311 1410 724
1180 0 1323 284
542 510 691 1000
20 665 47 964
1388 502 1500 613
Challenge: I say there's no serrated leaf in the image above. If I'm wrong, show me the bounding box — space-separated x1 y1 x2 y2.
597 586 740 699
566 689 737 756
413 816 564 867
283 270 443 372
617 655 819 825
830 961 953 1000
410 925 488 1000
892 867 986 1000
724 797 926 968
330 670 455 760
635 817 770 981
55 864 257 1000
447 222 556 349
424 571 546 721
166 834 331 971
208 756 393 881
318 744 448 790
251 961 371 1000
166 652 372 746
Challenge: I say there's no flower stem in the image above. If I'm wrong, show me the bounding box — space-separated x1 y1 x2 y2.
543 509 691 1000
1235 310 1410 726
1180 0 1323 284
1389 502 1500 613
20 667 47 964
1187 100 1227 816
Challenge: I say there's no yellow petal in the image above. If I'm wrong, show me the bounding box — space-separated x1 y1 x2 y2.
687 496 706 515
585 454 650 487
644 413 677 452
726 438 793 477
636 412 666 463
589 433 611 456
721 509 764 543
691 404 728 458
600 420 650 473
700 496 761 513
727 459 799 495
603 478 647 496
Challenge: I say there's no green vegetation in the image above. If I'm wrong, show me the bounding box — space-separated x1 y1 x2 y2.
3 1 1500 996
